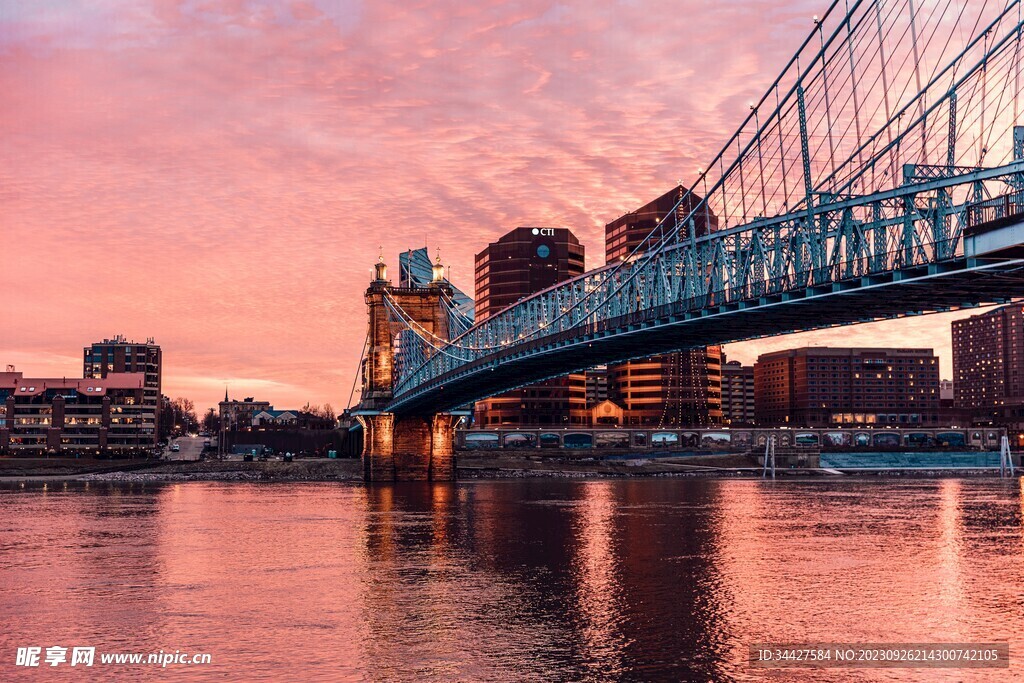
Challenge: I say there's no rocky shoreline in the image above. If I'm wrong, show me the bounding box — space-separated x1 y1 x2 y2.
2 453 1017 484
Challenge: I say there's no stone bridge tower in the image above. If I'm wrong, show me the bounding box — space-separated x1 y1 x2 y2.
354 254 461 482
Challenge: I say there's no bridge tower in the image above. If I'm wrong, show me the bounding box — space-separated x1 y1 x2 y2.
354 254 460 482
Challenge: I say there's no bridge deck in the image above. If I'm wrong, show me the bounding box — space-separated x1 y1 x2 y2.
389 219 1024 415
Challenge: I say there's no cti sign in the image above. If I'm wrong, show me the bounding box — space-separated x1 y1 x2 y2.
531 228 555 236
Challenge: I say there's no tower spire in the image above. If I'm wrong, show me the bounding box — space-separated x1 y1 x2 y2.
432 247 445 283
373 247 389 282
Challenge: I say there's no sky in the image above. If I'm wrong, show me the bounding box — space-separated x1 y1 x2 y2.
0 0 995 412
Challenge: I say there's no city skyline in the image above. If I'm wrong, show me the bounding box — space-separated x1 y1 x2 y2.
4 3 1024 681
0 0 995 412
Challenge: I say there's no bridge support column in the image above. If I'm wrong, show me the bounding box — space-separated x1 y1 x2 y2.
356 412 457 482
428 414 458 481
357 413 395 481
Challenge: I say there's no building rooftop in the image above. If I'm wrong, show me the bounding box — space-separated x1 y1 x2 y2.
0 372 147 396
757 346 935 358
254 409 299 419
91 335 158 345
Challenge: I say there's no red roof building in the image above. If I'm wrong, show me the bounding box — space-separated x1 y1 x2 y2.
0 370 155 454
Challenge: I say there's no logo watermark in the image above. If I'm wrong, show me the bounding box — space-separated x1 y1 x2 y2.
15 646 211 668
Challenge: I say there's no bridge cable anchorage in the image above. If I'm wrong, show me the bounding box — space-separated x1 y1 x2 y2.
763 436 776 480
999 435 1016 477
388 0 1024 410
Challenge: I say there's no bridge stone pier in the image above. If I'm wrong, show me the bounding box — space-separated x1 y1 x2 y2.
353 255 460 482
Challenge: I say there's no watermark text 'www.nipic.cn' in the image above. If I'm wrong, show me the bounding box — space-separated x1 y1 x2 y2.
15 646 212 668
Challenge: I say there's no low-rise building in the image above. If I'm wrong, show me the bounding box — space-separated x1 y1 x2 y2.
219 394 272 431
0 370 154 454
219 394 343 456
251 409 335 430
590 399 624 426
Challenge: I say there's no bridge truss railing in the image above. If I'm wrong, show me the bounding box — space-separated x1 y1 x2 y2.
392 163 1024 398
967 189 1024 227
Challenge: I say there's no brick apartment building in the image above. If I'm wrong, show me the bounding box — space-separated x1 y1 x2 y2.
0 370 155 454
952 303 1024 441
84 336 161 432
605 185 723 426
754 347 941 427
952 303 1024 414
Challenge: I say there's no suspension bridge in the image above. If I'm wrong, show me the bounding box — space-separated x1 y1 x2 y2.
352 0 1024 480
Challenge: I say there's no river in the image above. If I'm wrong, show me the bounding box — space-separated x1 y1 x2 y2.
1 478 1022 681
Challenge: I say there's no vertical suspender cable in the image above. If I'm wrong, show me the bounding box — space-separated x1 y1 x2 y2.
775 84 791 211
875 1 898 182
818 19 841 191
908 0 928 159
845 0 866 182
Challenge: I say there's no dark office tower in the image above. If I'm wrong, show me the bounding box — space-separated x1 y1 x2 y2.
605 183 718 264
952 303 1024 423
605 185 723 426
721 359 756 425
84 336 162 443
473 227 588 426
753 347 940 427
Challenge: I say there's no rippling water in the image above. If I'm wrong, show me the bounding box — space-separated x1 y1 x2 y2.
1 478 1022 681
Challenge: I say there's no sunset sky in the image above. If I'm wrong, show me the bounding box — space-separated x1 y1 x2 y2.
0 0 994 412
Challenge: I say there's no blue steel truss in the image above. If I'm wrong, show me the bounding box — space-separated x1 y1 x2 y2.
373 0 1024 414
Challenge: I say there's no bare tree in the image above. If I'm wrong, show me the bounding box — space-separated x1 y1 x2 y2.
300 403 336 421
201 407 220 434
170 397 198 435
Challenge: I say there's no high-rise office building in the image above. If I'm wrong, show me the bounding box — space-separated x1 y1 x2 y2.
605 183 718 263
585 366 610 406
951 303 1024 429
605 185 723 426
83 336 161 444
721 359 756 425
474 227 586 319
473 227 587 426
754 347 941 426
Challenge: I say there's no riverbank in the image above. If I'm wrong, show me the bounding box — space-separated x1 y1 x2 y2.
1 453 1017 483
0 457 364 483
0 455 756 483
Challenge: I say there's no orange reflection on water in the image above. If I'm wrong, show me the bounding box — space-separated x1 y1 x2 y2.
571 481 626 677
152 483 374 675
934 478 966 639
3 478 1023 681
